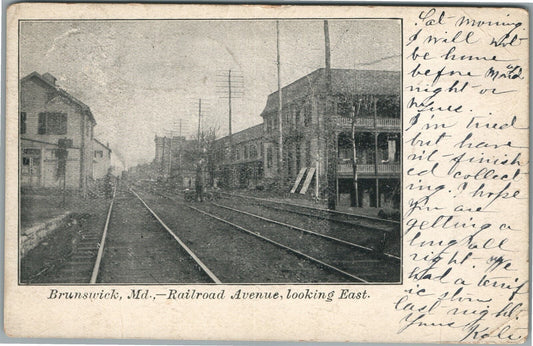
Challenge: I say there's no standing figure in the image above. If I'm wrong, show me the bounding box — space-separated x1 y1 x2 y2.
195 163 203 202
104 168 114 199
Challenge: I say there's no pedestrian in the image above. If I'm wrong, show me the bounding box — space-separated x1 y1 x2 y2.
104 168 114 199
195 164 204 202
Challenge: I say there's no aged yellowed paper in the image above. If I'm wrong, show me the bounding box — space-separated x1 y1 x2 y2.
4 3 529 342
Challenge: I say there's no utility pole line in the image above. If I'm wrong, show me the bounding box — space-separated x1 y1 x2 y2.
228 69 233 152
216 68 243 188
276 20 284 189
324 19 337 210
168 135 172 179
179 118 182 180
197 98 202 149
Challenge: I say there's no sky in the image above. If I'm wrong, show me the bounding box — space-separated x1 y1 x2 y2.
20 19 401 168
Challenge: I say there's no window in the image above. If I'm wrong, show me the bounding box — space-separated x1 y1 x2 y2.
287 146 293 178
267 147 273 168
376 95 400 118
20 112 26 134
244 146 249 159
306 140 311 166
45 149 59 160
293 104 300 127
296 144 301 172
283 107 290 128
304 103 312 126
38 112 67 135
326 99 336 114
94 150 104 159
337 101 353 118
250 144 257 158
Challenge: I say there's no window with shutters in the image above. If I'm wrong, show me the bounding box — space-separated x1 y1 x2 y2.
38 112 67 135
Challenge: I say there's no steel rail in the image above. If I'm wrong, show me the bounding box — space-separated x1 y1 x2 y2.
129 188 222 284
211 202 401 261
90 184 116 284
185 203 368 283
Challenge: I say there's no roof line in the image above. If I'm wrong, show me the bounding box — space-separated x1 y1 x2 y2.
94 138 112 152
21 72 97 125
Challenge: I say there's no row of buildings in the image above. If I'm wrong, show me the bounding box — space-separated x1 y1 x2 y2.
151 68 401 209
20 72 113 195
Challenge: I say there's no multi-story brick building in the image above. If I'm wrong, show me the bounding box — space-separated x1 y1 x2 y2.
261 68 401 209
20 72 96 194
213 124 264 189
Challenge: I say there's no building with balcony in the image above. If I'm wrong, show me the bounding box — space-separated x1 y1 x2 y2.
20 72 96 194
260 68 400 209
213 124 264 189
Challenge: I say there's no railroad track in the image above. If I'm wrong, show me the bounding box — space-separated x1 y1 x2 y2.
148 188 400 283
93 186 219 284
24 186 118 284
27 184 221 284
219 191 400 231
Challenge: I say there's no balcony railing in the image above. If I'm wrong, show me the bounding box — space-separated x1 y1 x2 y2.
334 116 401 129
337 161 400 175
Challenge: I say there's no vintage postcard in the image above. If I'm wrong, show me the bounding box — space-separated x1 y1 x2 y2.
4 3 529 343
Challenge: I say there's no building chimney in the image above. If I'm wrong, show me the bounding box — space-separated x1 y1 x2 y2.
42 73 57 86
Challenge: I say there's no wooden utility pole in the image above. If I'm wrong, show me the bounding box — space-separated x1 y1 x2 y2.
197 98 202 150
228 70 234 187
277 20 284 189
228 69 233 153
216 69 243 188
324 20 337 210
179 119 182 180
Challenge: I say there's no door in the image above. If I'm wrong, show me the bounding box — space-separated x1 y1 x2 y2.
21 148 41 186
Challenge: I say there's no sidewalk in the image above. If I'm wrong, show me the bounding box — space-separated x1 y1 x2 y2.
20 191 111 262
227 188 390 219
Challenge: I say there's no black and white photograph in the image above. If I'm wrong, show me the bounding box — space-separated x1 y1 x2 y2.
19 18 402 285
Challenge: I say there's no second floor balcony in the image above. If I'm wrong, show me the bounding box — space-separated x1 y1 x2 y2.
334 116 401 130
337 160 400 176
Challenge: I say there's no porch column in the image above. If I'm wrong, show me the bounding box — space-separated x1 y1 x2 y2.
335 132 339 204
374 132 378 175
376 178 380 208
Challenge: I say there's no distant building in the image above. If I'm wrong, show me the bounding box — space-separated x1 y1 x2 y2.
153 135 197 186
261 68 401 209
20 72 96 194
213 124 264 189
92 139 112 180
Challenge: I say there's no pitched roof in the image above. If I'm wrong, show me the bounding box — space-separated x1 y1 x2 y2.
21 72 96 125
260 68 400 117
93 138 112 152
